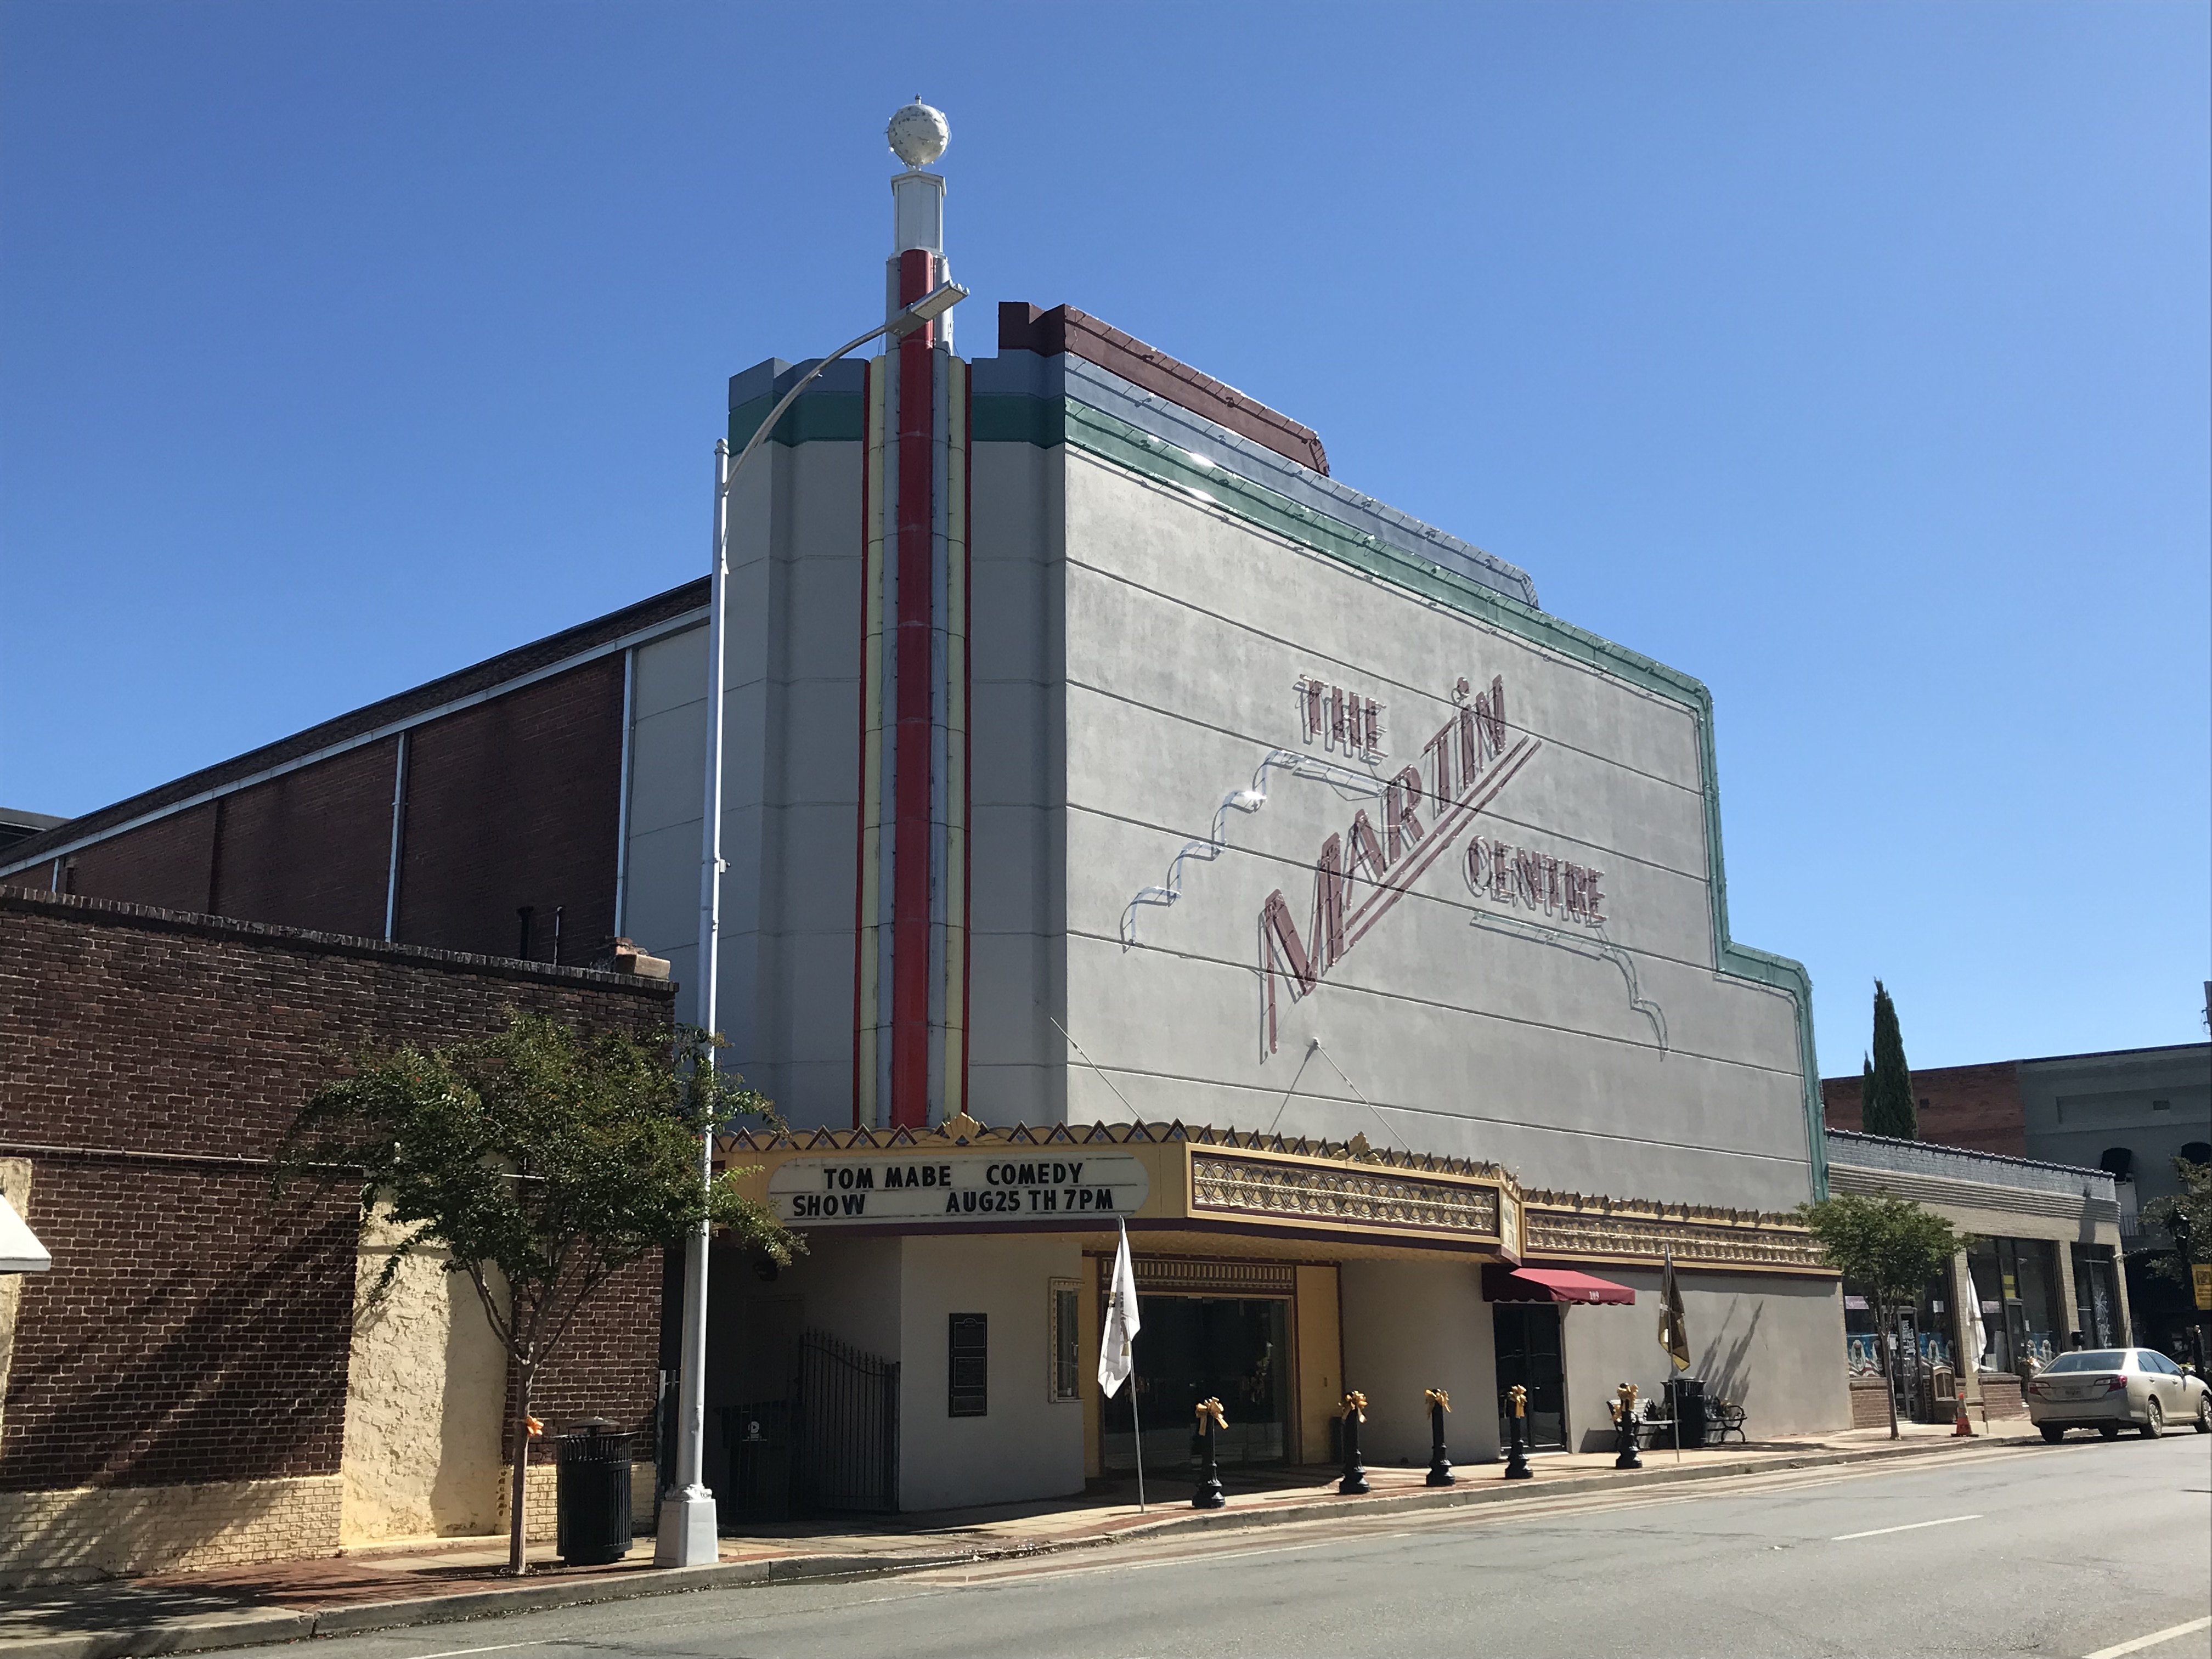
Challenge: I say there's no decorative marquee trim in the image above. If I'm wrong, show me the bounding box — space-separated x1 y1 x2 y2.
718 1118 1825 1273
1190 1154 1501 1239
1522 1194 1827 1273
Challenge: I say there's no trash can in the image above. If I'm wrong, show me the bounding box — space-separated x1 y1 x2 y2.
556 1418 635 1566
1665 1378 1707 1449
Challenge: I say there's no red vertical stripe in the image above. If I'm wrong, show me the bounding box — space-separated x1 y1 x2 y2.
960 369 973 1117
890 247 935 1128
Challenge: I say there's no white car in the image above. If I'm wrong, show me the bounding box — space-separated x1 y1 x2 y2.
2026 1348 2211 1442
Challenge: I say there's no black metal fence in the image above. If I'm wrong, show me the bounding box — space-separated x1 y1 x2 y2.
794 1330 900 1515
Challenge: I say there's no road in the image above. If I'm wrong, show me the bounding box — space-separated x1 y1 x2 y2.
324 1437 2210 1659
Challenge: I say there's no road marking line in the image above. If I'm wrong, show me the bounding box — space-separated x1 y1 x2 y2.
2083 1616 2212 1658
404 1644 548 1659
1831 1514 1981 1541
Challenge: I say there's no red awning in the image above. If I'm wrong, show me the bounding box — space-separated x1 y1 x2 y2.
1483 1265 1635 1306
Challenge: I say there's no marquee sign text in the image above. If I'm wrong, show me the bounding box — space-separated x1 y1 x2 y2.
769 1153 1150 1225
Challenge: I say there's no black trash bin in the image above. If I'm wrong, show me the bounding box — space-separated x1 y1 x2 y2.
556 1418 635 1566
1665 1378 1707 1449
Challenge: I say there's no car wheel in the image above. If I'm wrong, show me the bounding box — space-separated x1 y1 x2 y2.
2040 1424 2066 1443
2194 1394 2210 1435
2140 1397 2163 1440
2097 1423 2123 1439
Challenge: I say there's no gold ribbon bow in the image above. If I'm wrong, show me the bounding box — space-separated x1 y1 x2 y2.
1425 1389 1451 1412
1507 1384 1527 1418
1195 1397 1227 1431
1608 1381 1640 1424
1341 1391 1368 1423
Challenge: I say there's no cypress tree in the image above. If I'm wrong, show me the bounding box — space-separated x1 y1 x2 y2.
1859 1054 1875 1129
1865 980 1917 1139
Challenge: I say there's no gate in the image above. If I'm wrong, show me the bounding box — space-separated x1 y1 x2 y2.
794 1330 900 1514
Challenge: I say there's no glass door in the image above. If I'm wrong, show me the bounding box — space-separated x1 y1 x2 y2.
1493 1304 1566 1451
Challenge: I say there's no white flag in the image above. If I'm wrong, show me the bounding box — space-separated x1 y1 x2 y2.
1961 1271 1988 1374
1098 1218 1142 1397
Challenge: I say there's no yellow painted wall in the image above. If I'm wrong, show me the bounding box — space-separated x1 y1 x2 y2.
1294 1264 1342 1464
338 1209 507 1544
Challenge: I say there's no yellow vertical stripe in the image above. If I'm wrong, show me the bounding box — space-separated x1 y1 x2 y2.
856 357 887 1127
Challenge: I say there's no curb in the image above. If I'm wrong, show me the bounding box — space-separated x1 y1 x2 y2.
0 1435 2039 1658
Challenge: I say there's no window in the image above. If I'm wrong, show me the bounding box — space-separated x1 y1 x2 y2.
1048 1280 1080 1402
2042 1351 2127 1373
2097 1147 2134 1182
2151 1099 2170 1111
2181 1142 2211 1166
947 1313 988 1417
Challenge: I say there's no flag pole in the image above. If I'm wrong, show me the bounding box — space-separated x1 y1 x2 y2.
1131 1221 1148 1511
1667 1246 1681 1464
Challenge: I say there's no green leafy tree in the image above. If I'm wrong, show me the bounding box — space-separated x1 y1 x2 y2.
276 1012 795 1575
1864 980 1918 1139
2142 1153 2212 1285
1800 1194 1958 1438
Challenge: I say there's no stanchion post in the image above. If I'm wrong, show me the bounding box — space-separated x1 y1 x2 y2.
1192 1398 1226 1510
1424 1388 1454 1487
1504 1384 1532 1480
1338 1391 1370 1495
1611 1382 1643 1471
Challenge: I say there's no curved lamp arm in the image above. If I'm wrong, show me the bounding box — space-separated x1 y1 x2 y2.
725 282 968 485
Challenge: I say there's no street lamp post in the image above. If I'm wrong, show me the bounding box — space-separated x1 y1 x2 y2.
656 280 967 1567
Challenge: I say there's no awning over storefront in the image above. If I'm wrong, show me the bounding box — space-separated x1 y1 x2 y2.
1 1192 50 1274
1485 1265 1633 1305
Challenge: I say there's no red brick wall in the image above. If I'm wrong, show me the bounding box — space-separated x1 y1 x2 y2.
0 888 673 1493
521 1252 664 1458
2 1163 357 1490
394 658 624 964
24 658 622 968
66 803 217 914
1821 1060 2027 1154
212 737 398 939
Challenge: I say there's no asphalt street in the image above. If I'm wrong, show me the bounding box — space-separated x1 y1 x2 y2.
317 1437 2211 1659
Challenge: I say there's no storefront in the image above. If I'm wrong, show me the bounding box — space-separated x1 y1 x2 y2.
1826 1130 2129 1427
704 1115 1834 1513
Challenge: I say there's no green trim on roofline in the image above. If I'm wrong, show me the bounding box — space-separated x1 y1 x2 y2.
728 379 1828 1194
1031 393 1831 1201
729 391 866 451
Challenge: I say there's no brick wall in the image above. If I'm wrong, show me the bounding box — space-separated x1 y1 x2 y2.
65 803 217 914
0 888 674 1497
212 737 398 939
395 657 624 962
1821 1060 2027 1155
21 657 624 969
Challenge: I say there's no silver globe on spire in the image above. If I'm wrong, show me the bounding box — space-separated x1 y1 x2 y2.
887 98 948 169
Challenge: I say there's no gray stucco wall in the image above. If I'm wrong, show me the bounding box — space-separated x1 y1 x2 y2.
1339 1261 1501 1467
1051 450 1816 1212
1558 1269 1849 1449
2017 1046 2211 1212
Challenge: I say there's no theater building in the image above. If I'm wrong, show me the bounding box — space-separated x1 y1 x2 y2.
2 104 1846 1521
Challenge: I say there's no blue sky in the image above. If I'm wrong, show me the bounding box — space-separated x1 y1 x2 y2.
2 2 2205 1075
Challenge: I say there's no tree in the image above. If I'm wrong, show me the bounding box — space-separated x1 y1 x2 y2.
1800 1194 1958 1439
276 1012 795 1575
1860 1054 1875 1126
2142 1153 2212 1285
1864 980 1918 1139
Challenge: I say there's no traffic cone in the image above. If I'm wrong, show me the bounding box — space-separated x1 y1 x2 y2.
1952 1402 1973 1437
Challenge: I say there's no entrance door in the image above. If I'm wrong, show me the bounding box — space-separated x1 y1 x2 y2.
1101 1297 1290 1474
1493 1304 1566 1451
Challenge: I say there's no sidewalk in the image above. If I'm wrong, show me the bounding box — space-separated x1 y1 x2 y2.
0 1422 2036 1659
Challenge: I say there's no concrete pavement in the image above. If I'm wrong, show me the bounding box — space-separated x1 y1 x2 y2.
0 1423 2168 1659
295 1434 2212 1659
